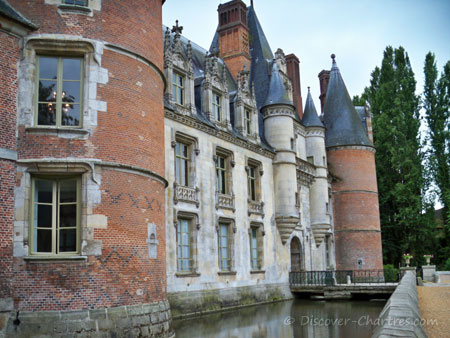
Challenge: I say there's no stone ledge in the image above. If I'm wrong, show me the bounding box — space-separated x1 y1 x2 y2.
371 271 427 338
4 300 173 337
23 255 88 262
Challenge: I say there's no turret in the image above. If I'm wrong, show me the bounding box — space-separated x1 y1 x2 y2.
323 55 383 270
302 88 330 246
262 62 299 244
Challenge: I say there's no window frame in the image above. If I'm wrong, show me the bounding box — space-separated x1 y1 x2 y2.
176 218 192 272
175 141 190 187
246 158 263 202
62 0 88 6
247 164 257 201
249 223 264 272
218 223 231 271
216 154 227 195
172 71 185 106
35 55 84 128
212 91 222 122
244 108 252 135
30 176 81 256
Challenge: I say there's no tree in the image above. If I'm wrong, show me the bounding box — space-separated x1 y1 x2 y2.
363 46 429 266
423 53 450 263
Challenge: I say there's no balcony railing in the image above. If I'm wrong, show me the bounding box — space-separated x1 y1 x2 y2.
248 200 264 217
216 192 235 211
289 269 401 287
174 183 199 207
296 157 316 186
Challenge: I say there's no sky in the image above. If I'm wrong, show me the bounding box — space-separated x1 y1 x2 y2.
163 0 450 108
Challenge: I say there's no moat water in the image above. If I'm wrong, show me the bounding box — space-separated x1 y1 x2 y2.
173 298 385 338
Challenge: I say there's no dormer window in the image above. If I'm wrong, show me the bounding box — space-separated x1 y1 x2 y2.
172 72 185 106
213 91 222 121
244 108 251 135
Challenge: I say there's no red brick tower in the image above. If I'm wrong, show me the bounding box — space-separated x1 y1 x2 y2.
322 55 383 271
216 0 251 80
1 0 171 336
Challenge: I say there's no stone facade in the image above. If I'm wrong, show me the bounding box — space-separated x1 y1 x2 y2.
1 0 172 337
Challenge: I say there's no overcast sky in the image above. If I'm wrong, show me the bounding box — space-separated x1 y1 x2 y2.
163 0 450 108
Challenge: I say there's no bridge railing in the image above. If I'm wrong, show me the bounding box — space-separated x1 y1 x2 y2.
289 269 400 287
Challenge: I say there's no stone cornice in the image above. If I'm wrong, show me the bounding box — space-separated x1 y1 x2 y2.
165 110 275 159
327 145 376 153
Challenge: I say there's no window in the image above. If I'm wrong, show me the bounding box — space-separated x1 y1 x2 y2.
250 228 258 270
213 92 222 121
218 223 231 271
175 142 189 186
31 177 80 255
244 109 251 135
248 165 257 201
307 156 314 164
177 218 192 272
216 155 227 194
63 0 88 6
249 224 264 271
172 72 185 106
36 56 83 127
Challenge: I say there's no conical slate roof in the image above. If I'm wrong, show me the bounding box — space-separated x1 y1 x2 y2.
323 55 372 148
302 88 323 127
262 62 294 107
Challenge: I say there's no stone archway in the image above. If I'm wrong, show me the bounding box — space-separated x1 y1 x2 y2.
290 236 304 271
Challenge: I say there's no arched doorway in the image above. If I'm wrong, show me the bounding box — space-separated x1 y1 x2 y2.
290 236 303 271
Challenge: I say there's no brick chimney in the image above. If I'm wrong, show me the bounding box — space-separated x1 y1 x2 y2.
286 53 303 119
318 70 330 113
216 0 251 80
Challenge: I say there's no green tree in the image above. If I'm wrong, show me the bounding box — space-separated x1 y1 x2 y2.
423 53 450 264
363 46 428 266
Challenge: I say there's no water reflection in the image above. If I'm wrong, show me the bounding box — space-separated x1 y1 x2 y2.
173 298 385 338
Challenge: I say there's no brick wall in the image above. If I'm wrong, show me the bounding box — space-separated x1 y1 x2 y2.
0 32 20 303
328 148 383 270
8 0 168 316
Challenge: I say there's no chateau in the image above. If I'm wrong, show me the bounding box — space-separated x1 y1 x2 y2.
0 0 383 337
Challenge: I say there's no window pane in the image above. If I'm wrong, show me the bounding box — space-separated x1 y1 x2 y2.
60 180 77 203
181 220 189 232
220 225 227 236
182 232 189 245
35 204 52 228
62 81 81 103
181 160 186 186
36 229 52 252
38 103 56 125
172 84 177 100
182 245 190 258
35 180 53 203
61 103 80 126
60 204 77 228
38 80 57 102
178 87 184 105
64 0 88 6
59 229 77 252
62 58 81 81
39 57 57 79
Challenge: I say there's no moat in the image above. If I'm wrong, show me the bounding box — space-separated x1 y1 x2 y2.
173 298 385 337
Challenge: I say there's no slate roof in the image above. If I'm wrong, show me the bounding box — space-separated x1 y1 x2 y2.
262 62 294 108
0 0 37 29
355 106 368 135
302 88 323 127
322 57 372 148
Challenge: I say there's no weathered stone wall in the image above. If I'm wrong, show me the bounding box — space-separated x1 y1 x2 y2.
3 300 172 338
168 283 291 318
372 271 427 338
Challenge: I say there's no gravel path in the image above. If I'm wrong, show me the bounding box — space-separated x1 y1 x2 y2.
417 285 450 338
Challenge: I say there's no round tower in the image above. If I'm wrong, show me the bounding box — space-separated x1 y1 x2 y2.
6 1 172 336
302 88 330 247
322 55 383 271
262 62 299 244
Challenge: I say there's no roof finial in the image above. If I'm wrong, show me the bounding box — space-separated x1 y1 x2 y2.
172 20 183 35
251 0 254 7
307 86 310 93
331 53 336 63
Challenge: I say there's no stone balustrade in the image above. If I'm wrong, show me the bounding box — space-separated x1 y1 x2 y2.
174 183 199 207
